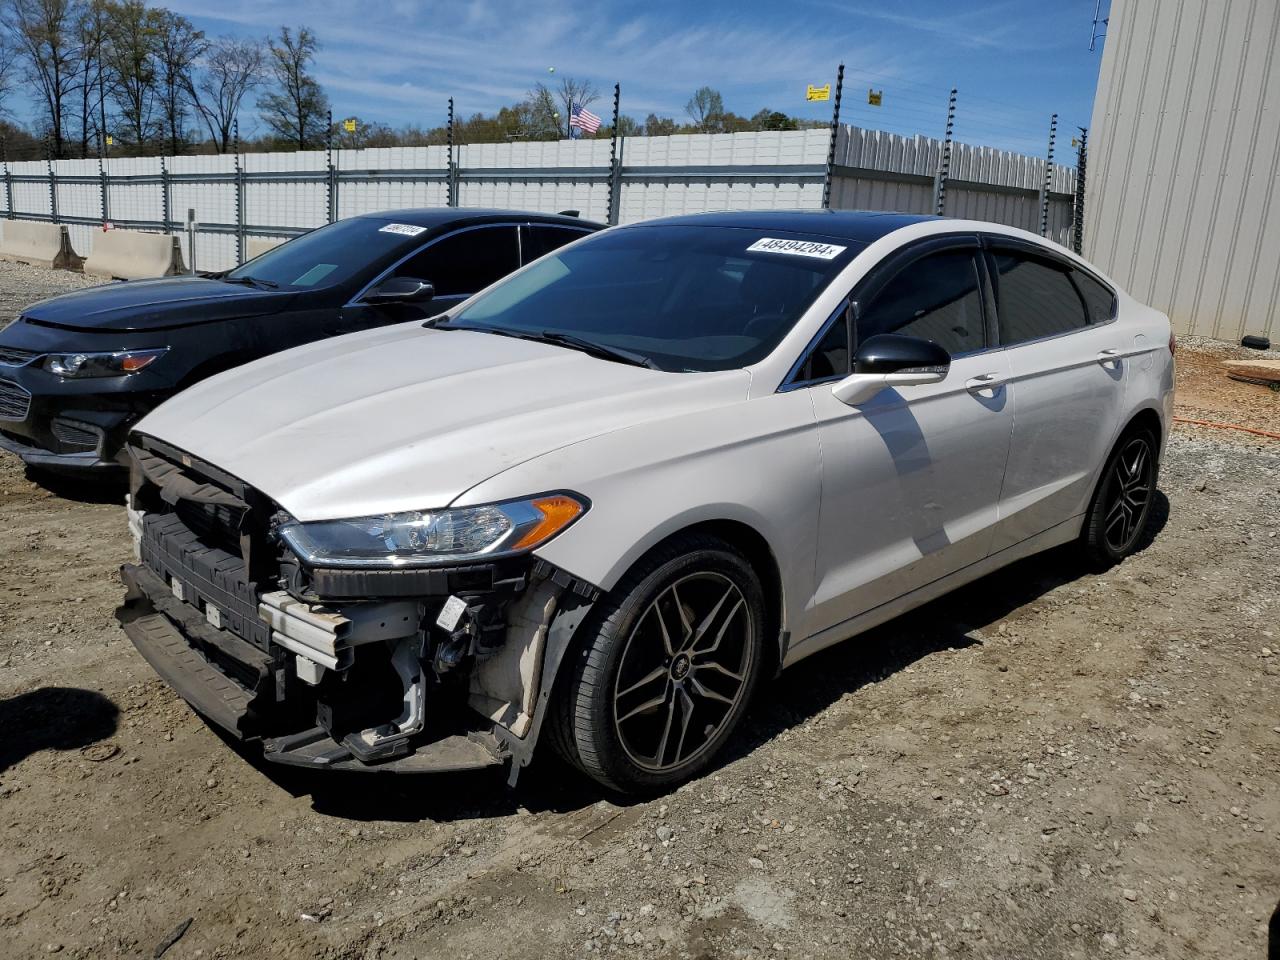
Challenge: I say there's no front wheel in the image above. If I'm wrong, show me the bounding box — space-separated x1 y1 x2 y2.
1080 426 1159 567
550 534 767 794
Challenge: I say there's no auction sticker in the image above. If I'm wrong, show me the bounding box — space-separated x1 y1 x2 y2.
747 237 847 260
379 223 428 237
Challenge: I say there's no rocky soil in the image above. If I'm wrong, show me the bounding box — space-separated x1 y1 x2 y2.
0 262 1277 959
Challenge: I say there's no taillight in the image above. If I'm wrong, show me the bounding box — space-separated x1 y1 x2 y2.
1168 332 1176 356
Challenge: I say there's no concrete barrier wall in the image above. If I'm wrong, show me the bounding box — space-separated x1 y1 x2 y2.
83 229 186 280
0 220 84 270
246 237 285 260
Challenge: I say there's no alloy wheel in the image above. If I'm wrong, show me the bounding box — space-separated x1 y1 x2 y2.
1103 435 1154 553
612 572 754 772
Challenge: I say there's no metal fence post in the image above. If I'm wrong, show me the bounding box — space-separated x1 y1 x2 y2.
821 63 845 209
98 156 109 224
234 120 245 263
159 156 169 233
606 83 622 225
1039 113 1058 237
2 136 12 219
326 110 337 223
47 157 58 223
446 97 456 207
934 89 957 215
1072 127 1088 255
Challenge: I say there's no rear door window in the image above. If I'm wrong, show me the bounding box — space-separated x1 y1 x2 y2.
856 249 987 356
522 225 593 264
990 251 1089 345
392 226 520 297
1072 269 1117 325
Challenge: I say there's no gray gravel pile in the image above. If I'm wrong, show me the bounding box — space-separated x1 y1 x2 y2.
0 260 106 331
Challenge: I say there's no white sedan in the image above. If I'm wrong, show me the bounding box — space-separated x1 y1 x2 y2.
117 211 1175 794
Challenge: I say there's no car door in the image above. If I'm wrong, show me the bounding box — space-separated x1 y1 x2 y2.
798 238 1015 640
983 239 1130 550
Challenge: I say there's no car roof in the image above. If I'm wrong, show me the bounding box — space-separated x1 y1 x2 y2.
622 209 943 244
355 208 604 230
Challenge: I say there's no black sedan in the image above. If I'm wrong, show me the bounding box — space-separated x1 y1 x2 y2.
0 208 601 474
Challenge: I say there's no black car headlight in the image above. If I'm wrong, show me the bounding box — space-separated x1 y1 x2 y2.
278 494 587 568
45 348 167 378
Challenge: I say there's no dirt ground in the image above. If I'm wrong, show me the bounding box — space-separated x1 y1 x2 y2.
0 262 1278 960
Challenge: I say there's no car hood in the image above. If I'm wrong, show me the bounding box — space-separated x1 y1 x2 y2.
135 324 752 520
22 277 296 332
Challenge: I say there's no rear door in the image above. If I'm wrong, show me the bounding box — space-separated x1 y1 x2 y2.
984 239 1128 550
800 237 1015 639
392 224 522 315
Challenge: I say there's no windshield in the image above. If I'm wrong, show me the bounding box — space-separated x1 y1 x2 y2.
225 217 428 289
447 225 860 371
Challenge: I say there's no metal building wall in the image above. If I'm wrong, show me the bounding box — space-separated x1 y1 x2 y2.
1085 0 1280 341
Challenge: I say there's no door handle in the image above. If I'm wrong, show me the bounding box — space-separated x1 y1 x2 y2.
1097 348 1123 365
965 373 1005 391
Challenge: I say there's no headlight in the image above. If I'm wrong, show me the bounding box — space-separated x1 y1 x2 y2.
278 494 587 568
45 348 167 378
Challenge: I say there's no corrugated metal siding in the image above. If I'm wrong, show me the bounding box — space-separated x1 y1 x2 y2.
1085 0 1280 340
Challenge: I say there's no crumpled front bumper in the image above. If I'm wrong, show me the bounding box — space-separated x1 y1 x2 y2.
118 560 506 774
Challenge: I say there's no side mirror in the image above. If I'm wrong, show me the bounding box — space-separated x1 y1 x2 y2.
831 334 951 406
364 277 435 305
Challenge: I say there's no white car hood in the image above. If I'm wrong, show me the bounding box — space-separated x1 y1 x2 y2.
135 323 751 520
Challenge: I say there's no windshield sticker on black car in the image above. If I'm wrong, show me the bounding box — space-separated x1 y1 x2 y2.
378 223 428 237
747 237 847 260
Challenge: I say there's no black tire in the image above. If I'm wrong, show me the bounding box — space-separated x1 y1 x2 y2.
550 533 767 794
1080 425 1160 568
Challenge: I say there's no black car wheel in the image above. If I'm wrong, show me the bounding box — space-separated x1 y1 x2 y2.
1081 425 1159 567
551 533 766 794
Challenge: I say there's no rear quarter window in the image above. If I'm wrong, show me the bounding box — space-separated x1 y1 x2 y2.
1073 269 1117 325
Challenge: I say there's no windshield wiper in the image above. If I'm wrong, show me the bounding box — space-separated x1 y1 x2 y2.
222 275 279 289
429 323 659 369
534 331 659 369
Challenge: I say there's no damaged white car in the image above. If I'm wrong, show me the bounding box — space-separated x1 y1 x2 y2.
117 211 1174 793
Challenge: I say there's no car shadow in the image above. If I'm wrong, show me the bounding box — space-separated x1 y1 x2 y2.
0 687 120 774
724 489 1170 767
218 491 1169 817
24 465 128 505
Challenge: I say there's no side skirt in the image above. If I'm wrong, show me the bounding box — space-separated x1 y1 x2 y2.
783 514 1083 668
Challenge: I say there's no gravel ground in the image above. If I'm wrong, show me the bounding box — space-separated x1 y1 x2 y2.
0 265 1278 960
0 260 105 332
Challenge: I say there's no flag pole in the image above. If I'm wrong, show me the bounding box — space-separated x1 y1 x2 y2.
822 63 845 209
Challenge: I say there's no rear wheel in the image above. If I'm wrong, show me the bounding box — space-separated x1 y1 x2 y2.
551 534 767 794
1081 426 1159 567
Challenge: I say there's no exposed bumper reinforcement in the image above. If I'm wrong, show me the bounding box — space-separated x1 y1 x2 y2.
263 726 504 773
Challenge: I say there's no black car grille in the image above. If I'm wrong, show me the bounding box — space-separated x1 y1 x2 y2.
174 497 244 555
51 419 100 453
0 347 39 366
0 379 31 421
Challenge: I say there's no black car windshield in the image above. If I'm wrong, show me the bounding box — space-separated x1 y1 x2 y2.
446 225 861 371
224 217 427 289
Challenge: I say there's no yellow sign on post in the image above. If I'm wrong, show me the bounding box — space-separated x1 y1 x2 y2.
105 135 113 146
343 118 357 133
868 89 883 106
806 84 830 102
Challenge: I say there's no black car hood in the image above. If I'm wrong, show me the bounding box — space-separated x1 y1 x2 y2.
22 277 299 332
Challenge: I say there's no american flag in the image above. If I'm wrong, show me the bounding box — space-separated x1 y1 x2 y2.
570 103 602 134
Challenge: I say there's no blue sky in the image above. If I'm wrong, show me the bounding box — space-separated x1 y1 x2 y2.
40 0 1115 156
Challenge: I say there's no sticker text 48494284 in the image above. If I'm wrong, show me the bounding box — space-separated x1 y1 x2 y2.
746 237 847 260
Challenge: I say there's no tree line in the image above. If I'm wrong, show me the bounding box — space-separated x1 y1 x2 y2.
0 1 824 161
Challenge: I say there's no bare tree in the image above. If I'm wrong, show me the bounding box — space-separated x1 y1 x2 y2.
3 0 84 157
684 86 724 133
188 35 262 153
73 0 109 156
553 75 598 137
0 35 15 118
104 0 161 148
257 26 328 150
154 7 202 154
